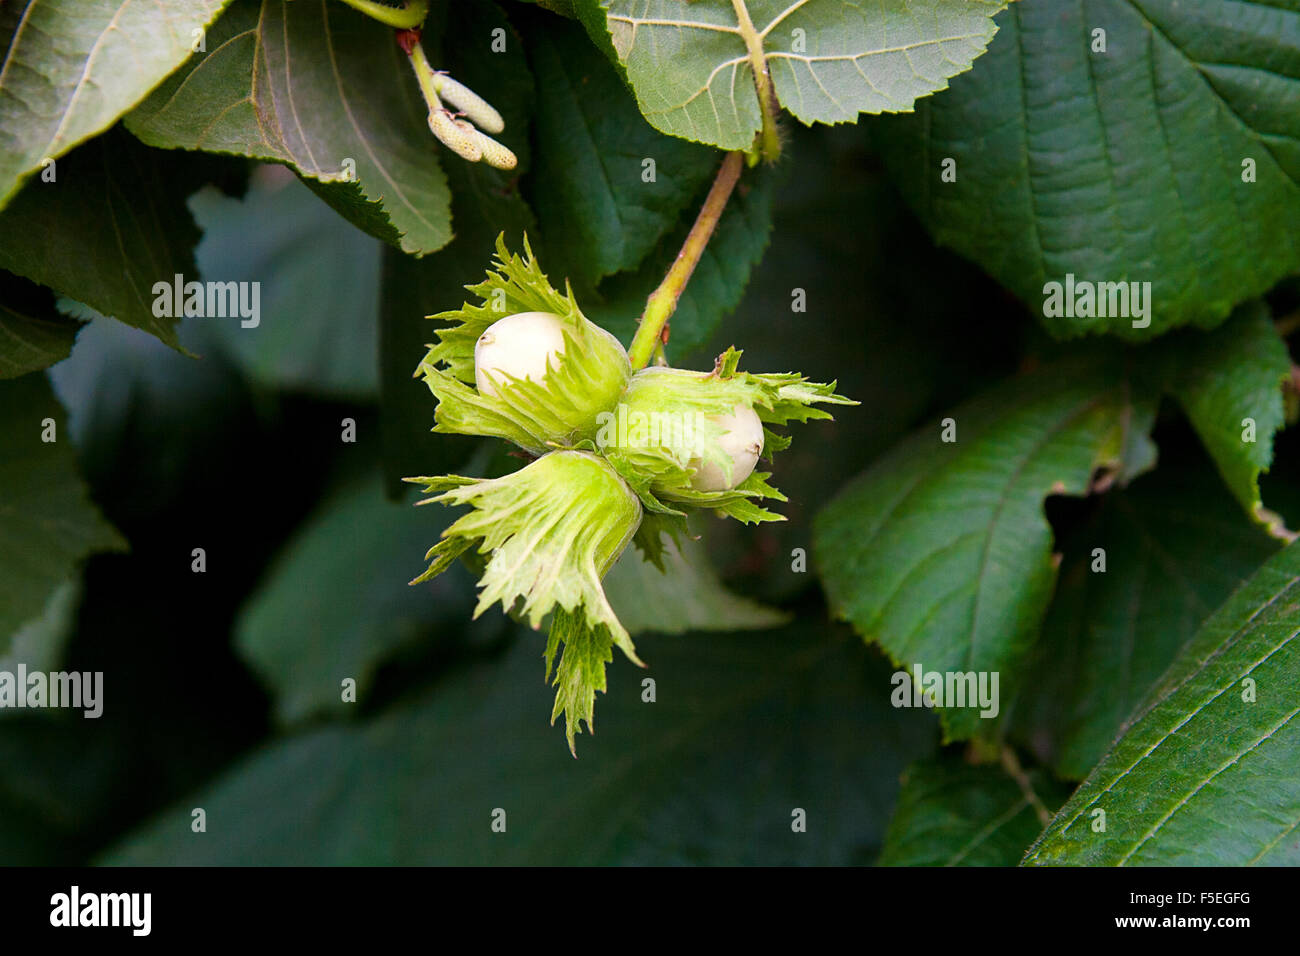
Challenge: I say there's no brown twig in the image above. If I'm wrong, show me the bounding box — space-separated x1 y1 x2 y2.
626 151 745 369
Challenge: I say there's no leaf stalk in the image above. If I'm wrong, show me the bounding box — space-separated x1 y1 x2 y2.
731 0 782 163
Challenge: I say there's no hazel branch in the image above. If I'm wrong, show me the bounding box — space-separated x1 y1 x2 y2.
628 150 745 370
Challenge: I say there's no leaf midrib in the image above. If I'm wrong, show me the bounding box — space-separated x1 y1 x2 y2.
1126 0 1300 193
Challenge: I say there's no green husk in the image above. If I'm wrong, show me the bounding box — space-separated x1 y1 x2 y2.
417 236 630 455
407 450 643 662
600 349 856 522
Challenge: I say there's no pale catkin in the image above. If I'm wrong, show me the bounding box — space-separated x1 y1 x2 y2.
428 110 482 162
435 74 506 134
471 129 518 171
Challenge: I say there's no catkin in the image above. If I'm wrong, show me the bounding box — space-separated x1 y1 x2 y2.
471 129 518 171
435 74 506 134
428 110 482 162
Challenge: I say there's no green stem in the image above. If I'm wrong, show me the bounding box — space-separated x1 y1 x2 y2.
731 0 781 163
627 151 745 370
337 0 429 30
405 35 442 113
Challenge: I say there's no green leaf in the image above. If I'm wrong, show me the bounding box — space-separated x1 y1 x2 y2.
1155 303 1291 523
0 580 80 688
696 124 1023 605
1011 457 1281 780
0 0 231 208
380 232 501 496
878 754 1069 866
524 13 717 290
47 314 251 523
588 0 1007 150
0 128 214 349
815 354 1159 741
588 159 778 357
187 168 383 397
521 0 624 73
0 273 82 379
105 622 936 864
125 0 454 255
234 471 482 726
1025 540 1300 866
873 1 1300 339
0 373 125 652
603 531 789 635
517 0 579 16
0 715 123 864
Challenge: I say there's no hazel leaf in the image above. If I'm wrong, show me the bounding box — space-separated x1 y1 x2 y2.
582 0 1007 150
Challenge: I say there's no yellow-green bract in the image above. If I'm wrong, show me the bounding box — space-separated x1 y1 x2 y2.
601 356 857 523
406 239 857 752
406 450 644 664
417 238 631 455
